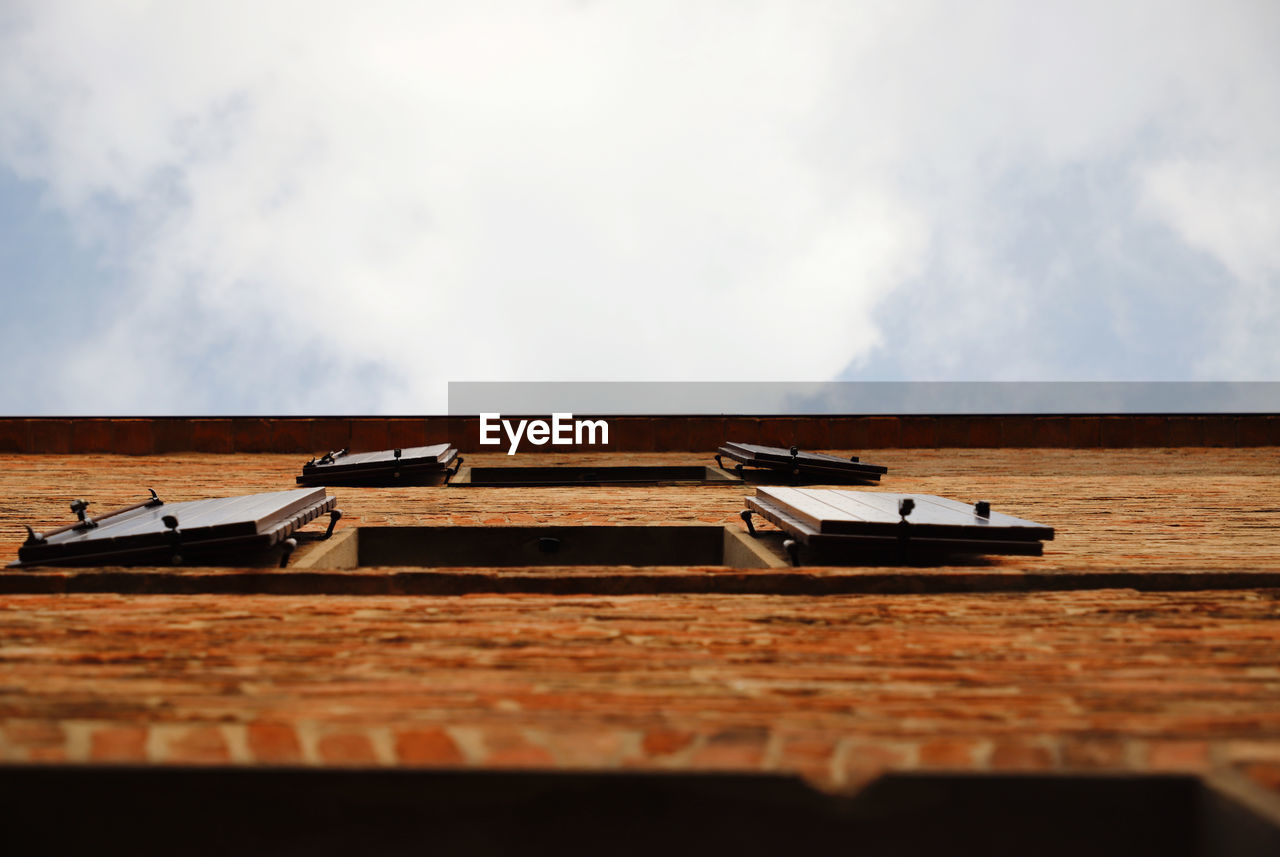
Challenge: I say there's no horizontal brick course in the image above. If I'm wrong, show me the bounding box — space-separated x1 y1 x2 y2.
0 415 1276 453
3 587 1277 782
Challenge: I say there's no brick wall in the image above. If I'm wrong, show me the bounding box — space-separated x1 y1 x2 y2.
1 444 1279 812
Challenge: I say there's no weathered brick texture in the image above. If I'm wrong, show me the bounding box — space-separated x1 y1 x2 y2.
0 441 1278 803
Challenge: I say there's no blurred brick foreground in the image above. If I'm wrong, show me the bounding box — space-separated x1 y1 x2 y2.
1 416 1279 814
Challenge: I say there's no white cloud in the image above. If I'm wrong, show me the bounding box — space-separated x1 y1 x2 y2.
1 0 1277 411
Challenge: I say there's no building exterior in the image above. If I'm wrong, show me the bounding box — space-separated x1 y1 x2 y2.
1 414 1278 854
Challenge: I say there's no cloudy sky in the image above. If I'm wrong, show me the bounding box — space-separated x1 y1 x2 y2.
1 1 1276 414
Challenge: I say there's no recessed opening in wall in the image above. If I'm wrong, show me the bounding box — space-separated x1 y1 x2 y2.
452 465 739 486
296 525 787 569
4 769 1278 857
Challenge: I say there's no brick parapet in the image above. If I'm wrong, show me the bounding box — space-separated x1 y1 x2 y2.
0 414 1277 453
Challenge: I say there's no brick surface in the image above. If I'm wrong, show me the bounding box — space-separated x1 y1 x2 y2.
90 726 148 762
826 418 869 450
1 444 1279 793
864 417 900 448
247 722 304 763
111 420 155 455
152 419 194 452
395 728 465 765
756 418 799 448
1001 417 1036 448
0 420 28 453
686 417 726 452
385 418 427 449
70 419 114 453
307 419 351 452
899 417 937 448
317 731 380 764
1068 417 1101 447
1168 417 1206 446
642 730 697 757
350 418 390 452
1238 417 1273 447
1129 416 1170 446
652 419 690 452
610 418 654 452
935 418 970 447
990 739 1056 770
160 726 231 763
230 418 273 453
1 416 1270 453
1144 741 1211 771
268 419 311 453
25 420 72 453
792 418 831 451
190 420 234 453
1203 417 1237 447
1033 417 1071 448
967 418 1001 448
724 417 761 445
1100 417 1136 448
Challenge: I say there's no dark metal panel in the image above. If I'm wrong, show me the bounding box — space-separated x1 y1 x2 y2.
297 445 459 486
717 442 887 481
13 489 336 568
754 488 1053 540
744 488 1054 564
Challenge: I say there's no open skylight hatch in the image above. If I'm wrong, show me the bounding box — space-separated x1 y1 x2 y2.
297 444 461 486
11 488 340 568
717 443 888 484
742 487 1053 565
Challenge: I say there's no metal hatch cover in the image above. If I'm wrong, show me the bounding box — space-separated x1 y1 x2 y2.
12 488 338 568
716 442 887 483
297 444 461 486
743 487 1054 565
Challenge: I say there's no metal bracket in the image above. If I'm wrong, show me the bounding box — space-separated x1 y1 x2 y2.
162 514 182 564
974 501 991 518
782 539 800 566
23 525 45 546
317 448 348 466
714 454 724 469
279 538 298 568
70 499 97 530
739 509 756 536
897 498 914 562
444 456 464 484
323 509 343 539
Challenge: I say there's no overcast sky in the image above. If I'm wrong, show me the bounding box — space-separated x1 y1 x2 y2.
1 1 1277 414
